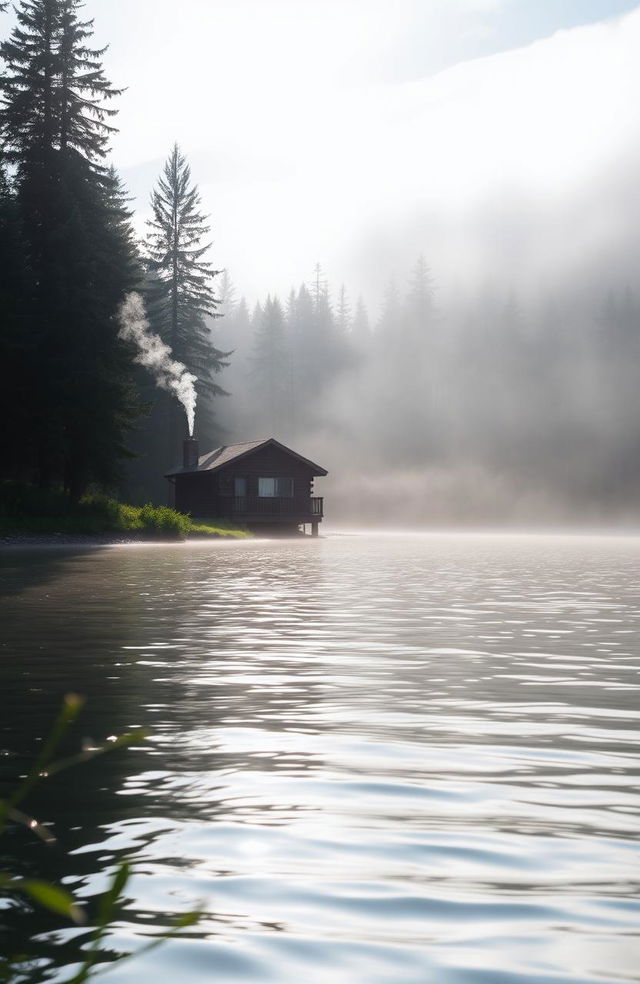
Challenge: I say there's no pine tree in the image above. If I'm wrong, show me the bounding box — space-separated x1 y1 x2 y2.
351 295 371 350
306 265 344 379
217 269 237 317
0 0 141 496
248 299 261 332
249 295 288 435
234 296 251 334
145 143 228 455
1 0 119 168
377 279 401 351
1 0 58 161
214 294 253 441
57 0 120 163
288 282 314 407
336 284 352 335
404 255 433 341
310 262 327 311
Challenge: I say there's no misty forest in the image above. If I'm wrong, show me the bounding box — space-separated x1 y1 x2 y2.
1 0 638 525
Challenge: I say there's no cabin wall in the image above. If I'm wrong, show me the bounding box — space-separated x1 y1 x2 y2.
174 473 217 516
172 444 322 522
215 445 316 502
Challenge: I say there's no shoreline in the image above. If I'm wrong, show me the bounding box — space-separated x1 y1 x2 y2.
0 531 233 547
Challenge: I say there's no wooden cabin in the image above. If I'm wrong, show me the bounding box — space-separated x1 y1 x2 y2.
166 437 328 535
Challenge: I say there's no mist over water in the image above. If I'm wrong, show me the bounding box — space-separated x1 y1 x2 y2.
216 262 640 528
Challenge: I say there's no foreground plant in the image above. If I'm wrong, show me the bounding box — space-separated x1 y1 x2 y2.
0 695 200 983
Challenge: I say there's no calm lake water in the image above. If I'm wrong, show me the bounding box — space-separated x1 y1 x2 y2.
1 533 639 983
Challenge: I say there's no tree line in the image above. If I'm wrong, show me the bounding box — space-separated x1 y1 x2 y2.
0 0 226 501
217 258 640 519
1 0 638 518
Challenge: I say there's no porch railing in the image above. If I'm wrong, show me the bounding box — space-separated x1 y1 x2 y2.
230 496 323 519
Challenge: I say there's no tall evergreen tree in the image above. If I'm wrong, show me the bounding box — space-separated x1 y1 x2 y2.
310 262 327 311
1 0 119 167
351 295 371 351
306 266 348 383
217 269 237 316
145 143 228 454
57 0 120 162
1 0 59 161
249 295 289 435
336 284 352 335
0 0 141 496
377 278 401 352
404 255 434 342
214 294 253 442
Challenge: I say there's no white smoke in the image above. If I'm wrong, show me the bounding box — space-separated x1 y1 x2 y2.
118 292 197 436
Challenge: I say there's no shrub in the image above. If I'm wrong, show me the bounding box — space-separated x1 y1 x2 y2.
138 503 191 538
0 482 246 539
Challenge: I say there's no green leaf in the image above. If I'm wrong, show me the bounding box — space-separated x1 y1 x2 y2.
171 910 202 929
45 729 148 779
7 878 86 924
3 693 87 816
98 862 131 926
6 806 56 844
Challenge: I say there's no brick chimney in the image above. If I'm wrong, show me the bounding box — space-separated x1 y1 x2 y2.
183 436 199 470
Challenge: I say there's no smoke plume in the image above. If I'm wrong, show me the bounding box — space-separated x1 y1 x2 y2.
118 292 197 436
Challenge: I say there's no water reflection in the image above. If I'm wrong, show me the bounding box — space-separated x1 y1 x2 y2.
1 534 639 983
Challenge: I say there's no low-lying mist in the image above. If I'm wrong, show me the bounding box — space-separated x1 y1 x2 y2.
213 251 640 527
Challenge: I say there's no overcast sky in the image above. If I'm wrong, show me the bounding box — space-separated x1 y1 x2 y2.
2 0 638 307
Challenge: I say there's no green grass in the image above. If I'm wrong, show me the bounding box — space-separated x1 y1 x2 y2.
190 518 252 538
0 483 250 540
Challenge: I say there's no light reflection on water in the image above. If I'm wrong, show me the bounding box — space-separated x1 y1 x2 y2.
1 532 639 983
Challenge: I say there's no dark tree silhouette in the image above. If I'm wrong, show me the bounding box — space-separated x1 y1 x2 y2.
145 143 228 455
0 0 140 497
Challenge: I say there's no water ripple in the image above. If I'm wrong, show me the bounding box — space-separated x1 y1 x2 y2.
1 532 639 983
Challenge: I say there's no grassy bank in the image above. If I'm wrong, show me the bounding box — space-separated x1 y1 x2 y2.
0 483 250 540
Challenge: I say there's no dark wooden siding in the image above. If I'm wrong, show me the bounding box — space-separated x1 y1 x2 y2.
172 444 320 521
174 473 217 516
215 444 316 501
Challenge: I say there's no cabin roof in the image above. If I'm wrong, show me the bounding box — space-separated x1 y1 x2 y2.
166 438 328 478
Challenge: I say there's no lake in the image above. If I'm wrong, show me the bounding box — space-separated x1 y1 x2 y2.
1 532 639 983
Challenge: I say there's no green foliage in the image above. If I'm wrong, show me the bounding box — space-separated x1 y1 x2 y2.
0 481 249 538
138 502 191 537
0 696 201 984
190 519 252 538
0 875 84 924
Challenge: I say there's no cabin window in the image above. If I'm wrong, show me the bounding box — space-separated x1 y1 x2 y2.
234 477 247 496
258 477 294 497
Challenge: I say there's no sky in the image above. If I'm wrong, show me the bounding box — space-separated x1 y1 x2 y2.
2 0 638 308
